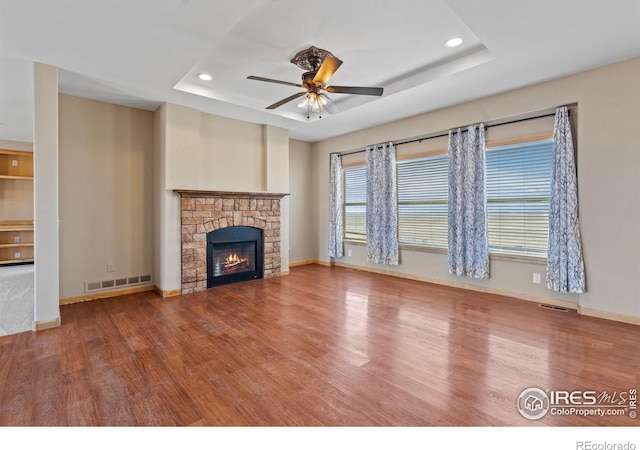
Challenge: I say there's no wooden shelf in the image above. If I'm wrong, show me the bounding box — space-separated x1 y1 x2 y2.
0 149 33 179
0 242 34 248
0 175 34 181
0 149 34 266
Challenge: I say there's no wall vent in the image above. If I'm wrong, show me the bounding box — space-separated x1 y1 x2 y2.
85 273 153 294
87 281 101 291
538 303 569 312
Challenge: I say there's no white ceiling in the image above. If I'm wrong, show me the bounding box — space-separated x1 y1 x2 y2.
1 0 640 143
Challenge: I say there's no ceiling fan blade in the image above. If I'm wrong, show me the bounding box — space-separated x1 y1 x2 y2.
324 85 383 96
266 91 307 110
312 56 343 86
247 75 302 88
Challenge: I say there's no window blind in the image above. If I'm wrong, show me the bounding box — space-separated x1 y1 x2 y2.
397 154 448 247
485 139 553 258
344 165 367 240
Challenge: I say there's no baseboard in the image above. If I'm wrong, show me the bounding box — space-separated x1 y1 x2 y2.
290 259 319 267
290 259 335 267
60 284 156 305
578 306 640 326
280 270 290 276
32 316 61 331
154 286 182 298
334 261 578 311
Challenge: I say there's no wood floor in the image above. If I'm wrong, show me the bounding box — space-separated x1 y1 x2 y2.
0 264 638 426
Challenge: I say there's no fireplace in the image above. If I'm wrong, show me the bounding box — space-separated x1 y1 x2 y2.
176 190 288 294
207 226 263 287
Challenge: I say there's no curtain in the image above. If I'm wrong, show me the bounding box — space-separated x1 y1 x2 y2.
546 107 585 293
447 124 489 278
328 154 344 258
366 143 399 265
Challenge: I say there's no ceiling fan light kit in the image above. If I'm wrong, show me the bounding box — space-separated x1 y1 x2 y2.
247 46 384 119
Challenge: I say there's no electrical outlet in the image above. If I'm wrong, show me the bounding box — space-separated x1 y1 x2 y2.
11 159 18 167
14 252 21 259
107 263 115 272
347 249 352 257
14 236 21 243
533 273 541 284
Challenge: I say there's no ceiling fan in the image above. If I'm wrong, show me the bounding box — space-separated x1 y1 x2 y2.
247 46 383 116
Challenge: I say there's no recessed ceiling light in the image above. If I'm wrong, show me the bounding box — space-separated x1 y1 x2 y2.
197 73 213 81
444 37 463 48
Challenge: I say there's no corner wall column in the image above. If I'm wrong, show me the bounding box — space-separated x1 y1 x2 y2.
33 62 60 329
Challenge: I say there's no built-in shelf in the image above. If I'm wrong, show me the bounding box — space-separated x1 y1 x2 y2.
0 221 34 265
0 149 33 179
0 148 34 266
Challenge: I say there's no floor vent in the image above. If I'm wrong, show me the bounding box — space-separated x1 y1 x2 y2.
85 274 153 294
538 303 569 312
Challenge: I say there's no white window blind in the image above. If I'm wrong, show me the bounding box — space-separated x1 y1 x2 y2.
344 165 366 240
397 154 448 248
485 139 553 258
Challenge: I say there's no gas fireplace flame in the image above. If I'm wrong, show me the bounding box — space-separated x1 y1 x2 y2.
224 253 249 268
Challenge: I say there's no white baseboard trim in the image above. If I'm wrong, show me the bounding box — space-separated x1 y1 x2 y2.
60 284 156 305
290 259 334 267
33 316 61 331
578 306 640 326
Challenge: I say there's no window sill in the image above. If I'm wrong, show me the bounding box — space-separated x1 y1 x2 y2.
343 239 546 265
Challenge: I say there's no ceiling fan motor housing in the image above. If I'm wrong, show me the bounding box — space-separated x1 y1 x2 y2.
302 71 319 88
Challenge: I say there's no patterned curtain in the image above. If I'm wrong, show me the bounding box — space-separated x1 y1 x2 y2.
447 124 489 278
546 107 585 293
328 154 344 258
366 143 399 265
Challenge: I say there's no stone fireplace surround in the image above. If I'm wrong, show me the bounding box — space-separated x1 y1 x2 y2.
175 190 288 294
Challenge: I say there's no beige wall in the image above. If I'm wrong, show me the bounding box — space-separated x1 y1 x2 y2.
153 103 290 292
289 139 317 264
59 94 154 299
312 57 640 321
0 139 34 220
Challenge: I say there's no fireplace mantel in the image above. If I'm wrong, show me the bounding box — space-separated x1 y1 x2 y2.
175 189 288 199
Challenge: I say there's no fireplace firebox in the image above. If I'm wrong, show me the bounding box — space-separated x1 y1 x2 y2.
206 226 263 288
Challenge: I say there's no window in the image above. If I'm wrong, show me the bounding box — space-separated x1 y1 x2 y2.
344 165 367 240
485 139 553 258
342 137 554 259
397 154 448 248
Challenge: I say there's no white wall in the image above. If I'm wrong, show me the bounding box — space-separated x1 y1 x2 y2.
33 62 59 327
58 94 155 299
312 57 640 322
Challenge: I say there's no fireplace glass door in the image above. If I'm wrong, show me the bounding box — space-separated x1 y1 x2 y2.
206 226 263 288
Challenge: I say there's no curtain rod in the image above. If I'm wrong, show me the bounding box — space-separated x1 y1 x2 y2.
330 109 567 157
